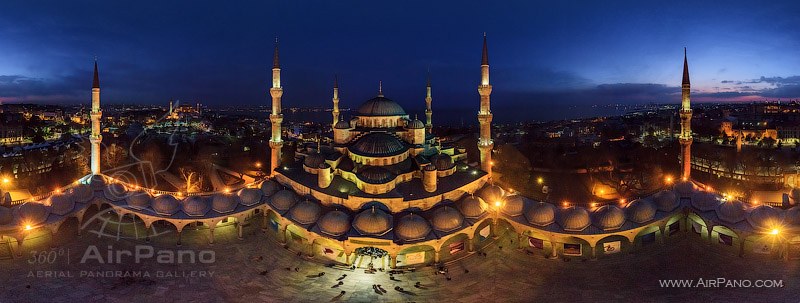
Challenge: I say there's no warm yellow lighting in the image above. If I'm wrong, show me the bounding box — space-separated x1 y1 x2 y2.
55 188 62 194
2 178 9 184
536 177 543 184
682 177 688 182
224 187 231 194
751 200 759 205
619 198 626 205
598 189 605 195
74 180 80 185
771 229 780 235
255 162 262 168
590 202 597 208
665 176 673 184
494 201 502 207
562 201 570 208
24 225 32 231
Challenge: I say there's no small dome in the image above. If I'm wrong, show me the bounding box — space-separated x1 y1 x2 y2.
430 154 454 170
126 190 152 210
357 96 406 116
47 194 75 216
318 210 351 236
13 202 50 225
0 207 12 225
211 194 240 213
558 207 590 232
423 164 437 171
747 205 783 230
715 200 746 224
407 119 425 129
319 162 331 169
477 185 505 205
70 184 94 203
260 180 281 196
395 213 431 241
152 195 180 216
786 207 800 225
691 192 722 212
791 188 800 202
238 188 263 206
334 120 351 129
353 206 392 236
674 181 695 197
337 157 355 172
626 199 657 224
90 175 107 190
289 199 322 225
653 190 679 212
104 184 127 202
524 202 556 226
458 195 487 218
431 206 464 232
349 133 407 157
592 205 626 231
357 166 396 184
182 196 210 217
270 189 298 211
502 195 525 216
303 152 326 168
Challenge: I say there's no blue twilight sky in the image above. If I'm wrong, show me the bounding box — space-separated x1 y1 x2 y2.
1 0 800 114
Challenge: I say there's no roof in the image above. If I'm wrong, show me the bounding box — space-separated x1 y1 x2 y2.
93 60 100 88
682 47 690 85
356 96 406 116
349 133 407 157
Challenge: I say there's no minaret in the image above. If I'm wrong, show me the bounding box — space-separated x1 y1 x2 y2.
332 75 340 129
90 60 102 175
477 34 494 179
269 38 284 175
168 99 173 114
679 47 693 180
425 71 433 134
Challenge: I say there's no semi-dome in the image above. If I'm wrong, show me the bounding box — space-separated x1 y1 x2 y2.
14 202 50 226
126 190 152 210
182 196 210 217
558 207 591 232
431 206 464 232
238 188 263 206
501 195 525 216
90 175 107 190
289 199 322 225
350 133 407 157
458 195 487 218
407 119 425 129
357 166 396 184
47 194 75 216
0 207 12 225
395 213 431 241
260 180 281 196
477 185 505 205
716 200 747 224
334 120 351 129
653 190 679 212
70 184 94 203
104 183 127 202
270 189 298 211
691 192 722 212
152 195 180 216
524 202 556 226
353 206 392 236
675 181 695 197
303 152 326 168
786 206 800 225
430 154 454 170
592 205 626 231
211 194 240 213
357 96 406 116
747 205 783 230
318 210 351 236
626 198 657 224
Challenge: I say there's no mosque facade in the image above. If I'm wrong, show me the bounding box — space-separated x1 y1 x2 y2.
0 40 799 267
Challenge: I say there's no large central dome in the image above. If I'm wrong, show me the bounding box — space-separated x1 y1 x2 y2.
357 96 406 116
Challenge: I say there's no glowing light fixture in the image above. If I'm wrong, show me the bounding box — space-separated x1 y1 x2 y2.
771 228 780 235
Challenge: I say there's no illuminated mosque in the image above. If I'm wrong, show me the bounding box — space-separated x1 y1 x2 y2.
1 37 799 267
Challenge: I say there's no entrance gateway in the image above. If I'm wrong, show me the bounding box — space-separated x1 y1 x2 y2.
354 247 389 270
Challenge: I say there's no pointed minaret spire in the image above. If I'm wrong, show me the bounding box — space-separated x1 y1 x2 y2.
682 47 690 85
332 74 340 128
273 37 280 69
481 32 489 66
92 59 100 89
378 80 384 97
425 69 433 133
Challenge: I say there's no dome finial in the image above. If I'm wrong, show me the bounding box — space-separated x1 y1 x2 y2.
378 80 383 97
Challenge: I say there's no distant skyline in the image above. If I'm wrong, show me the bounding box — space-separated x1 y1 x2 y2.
2 0 800 112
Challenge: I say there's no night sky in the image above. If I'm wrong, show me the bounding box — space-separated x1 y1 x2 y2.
2 0 800 116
